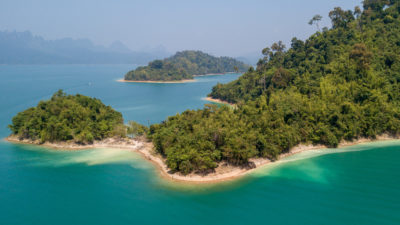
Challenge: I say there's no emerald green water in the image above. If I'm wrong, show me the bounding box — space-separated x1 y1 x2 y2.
0 65 399 224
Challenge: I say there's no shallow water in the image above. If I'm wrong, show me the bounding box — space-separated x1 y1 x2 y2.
0 65 399 225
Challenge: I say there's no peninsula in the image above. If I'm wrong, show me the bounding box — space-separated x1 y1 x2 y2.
147 1 400 176
122 50 250 82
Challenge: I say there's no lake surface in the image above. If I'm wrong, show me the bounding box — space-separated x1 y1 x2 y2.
0 65 399 225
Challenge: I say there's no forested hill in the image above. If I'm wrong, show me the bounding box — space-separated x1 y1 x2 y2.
124 50 250 81
209 0 400 104
149 1 400 175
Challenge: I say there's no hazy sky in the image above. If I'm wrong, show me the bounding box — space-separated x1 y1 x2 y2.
0 0 361 56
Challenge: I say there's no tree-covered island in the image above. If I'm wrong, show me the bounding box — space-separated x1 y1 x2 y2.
7 90 147 145
123 50 250 82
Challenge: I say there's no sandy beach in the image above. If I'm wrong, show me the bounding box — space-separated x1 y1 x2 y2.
193 72 238 77
5 134 399 184
204 97 235 106
117 79 196 84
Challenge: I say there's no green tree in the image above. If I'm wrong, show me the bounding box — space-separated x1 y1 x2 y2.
329 7 355 28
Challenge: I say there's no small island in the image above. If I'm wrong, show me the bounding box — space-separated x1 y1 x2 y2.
7 90 147 146
122 50 250 82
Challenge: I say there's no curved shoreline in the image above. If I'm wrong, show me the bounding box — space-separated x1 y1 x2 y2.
146 135 400 183
204 97 235 106
5 134 400 184
117 79 196 84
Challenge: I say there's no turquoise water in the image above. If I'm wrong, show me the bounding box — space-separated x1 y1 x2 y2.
0 65 399 225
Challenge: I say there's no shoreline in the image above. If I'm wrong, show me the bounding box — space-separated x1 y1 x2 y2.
153 134 400 183
193 72 240 77
204 97 235 106
4 134 400 184
5 136 145 151
117 72 243 84
117 79 196 84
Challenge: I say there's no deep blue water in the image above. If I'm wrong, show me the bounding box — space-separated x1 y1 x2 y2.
0 65 399 225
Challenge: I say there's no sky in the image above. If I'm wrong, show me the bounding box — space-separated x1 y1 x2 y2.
0 0 362 57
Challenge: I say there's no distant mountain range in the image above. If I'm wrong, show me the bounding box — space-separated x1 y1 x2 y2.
0 31 170 64
235 51 263 66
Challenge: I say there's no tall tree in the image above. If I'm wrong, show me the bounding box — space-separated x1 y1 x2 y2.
329 7 355 28
308 14 323 31
271 41 286 52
